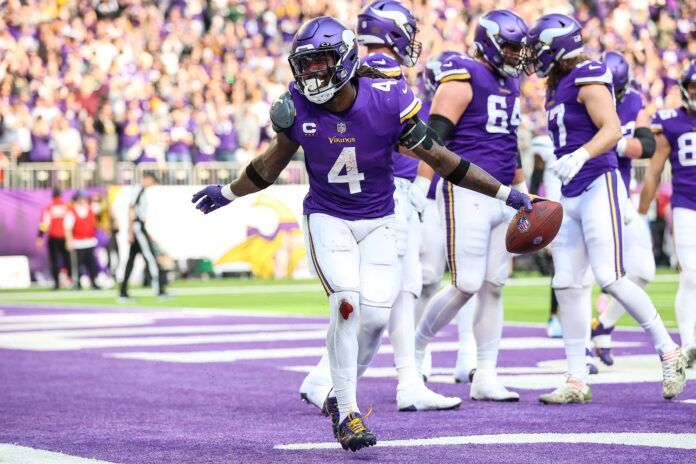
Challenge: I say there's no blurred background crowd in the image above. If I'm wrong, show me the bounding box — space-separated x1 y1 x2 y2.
0 0 693 170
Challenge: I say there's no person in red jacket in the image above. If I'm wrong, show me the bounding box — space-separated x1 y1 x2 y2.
37 186 72 290
64 190 101 290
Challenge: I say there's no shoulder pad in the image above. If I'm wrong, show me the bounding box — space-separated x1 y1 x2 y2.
361 53 402 78
572 61 612 86
270 92 295 133
436 56 472 84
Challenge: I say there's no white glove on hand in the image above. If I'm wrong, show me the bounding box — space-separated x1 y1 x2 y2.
616 137 628 157
408 182 428 216
551 147 590 185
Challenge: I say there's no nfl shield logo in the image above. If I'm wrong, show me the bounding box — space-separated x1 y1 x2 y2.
516 215 531 233
337 122 346 134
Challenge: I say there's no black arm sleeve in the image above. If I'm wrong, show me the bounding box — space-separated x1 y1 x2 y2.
428 114 456 143
634 127 656 159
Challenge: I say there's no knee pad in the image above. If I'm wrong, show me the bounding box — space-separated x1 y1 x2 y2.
360 304 390 333
552 270 583 289
593 264 621 289
329 291 360 322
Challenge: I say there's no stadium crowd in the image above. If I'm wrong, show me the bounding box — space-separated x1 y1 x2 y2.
0 0 693 168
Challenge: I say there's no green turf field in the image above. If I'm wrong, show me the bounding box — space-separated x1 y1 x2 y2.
0 271 681 329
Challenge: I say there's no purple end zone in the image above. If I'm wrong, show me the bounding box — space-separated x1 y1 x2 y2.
0 304 694 464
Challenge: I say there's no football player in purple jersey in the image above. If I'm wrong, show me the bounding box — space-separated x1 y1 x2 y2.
526 14 686 404
192 17 532 451
419 50 479 384
300 1 462 414
414 10 529 402
639 61 696 368
591 51 658 366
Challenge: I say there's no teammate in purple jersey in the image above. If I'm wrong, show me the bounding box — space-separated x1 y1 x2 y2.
591 51 658 366
299 0 461 414
639 61 696 367
415 51 476 382
191 16 532 451
414 10 530 402
526 14 685 404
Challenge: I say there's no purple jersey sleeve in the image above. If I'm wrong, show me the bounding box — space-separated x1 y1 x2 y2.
572 61 613 87
396 78 422 127
360 53 402 78
434 55 472 84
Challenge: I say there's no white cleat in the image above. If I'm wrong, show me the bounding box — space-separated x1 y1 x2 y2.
299 368 333 413
469 370 518 402
396 384 462 412
661 349 687 400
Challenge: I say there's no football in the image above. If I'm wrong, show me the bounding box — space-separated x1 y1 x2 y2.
505 199 563 254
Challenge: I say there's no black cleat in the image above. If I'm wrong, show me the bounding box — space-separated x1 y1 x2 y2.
337 410 376 452
323 396 339 439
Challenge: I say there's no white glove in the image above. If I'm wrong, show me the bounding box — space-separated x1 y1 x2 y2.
408 182 428 216
624 201 635 225
551 147 590 185
616 137 628 157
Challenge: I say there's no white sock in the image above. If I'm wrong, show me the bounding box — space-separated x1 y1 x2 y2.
555 287 590 383
676 270 696 348
326 291 361 422
605 277 678 354
473 281 503 369
600 276 648 328
356 304 390 379
415 281 440 326
389 291 421 386
415 285 473 352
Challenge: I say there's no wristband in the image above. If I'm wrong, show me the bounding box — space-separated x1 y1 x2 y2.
495 185 511 202
221 184 237 201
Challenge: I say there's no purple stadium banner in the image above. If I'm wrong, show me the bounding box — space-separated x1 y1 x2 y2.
0 189 104 278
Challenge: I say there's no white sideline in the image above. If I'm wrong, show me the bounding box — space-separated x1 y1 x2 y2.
274 432 696 451
0 444 118 463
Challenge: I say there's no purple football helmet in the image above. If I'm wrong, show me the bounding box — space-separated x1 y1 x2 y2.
602 51 630 99
357 0 422 67
288 17 359 105
423 50 463 97
526 14 583 77
473 9 528 78
680 60 696 112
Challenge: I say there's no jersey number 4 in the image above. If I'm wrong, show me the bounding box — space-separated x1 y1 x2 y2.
328 147 365 194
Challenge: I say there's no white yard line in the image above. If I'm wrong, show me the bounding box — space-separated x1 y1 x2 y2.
0 445 118 464
274 432 696 451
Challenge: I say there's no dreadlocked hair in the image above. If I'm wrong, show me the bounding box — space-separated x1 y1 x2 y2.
354 65 391 80
546 54 592 91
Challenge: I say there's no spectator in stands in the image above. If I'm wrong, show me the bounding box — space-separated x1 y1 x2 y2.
64 190 101 290
214 108 239 162
118 109 143 162
37 186 72 290
95 103 119 160
193 112 220 164
166 108 194 163
28 116 52 162
51 115 83 164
